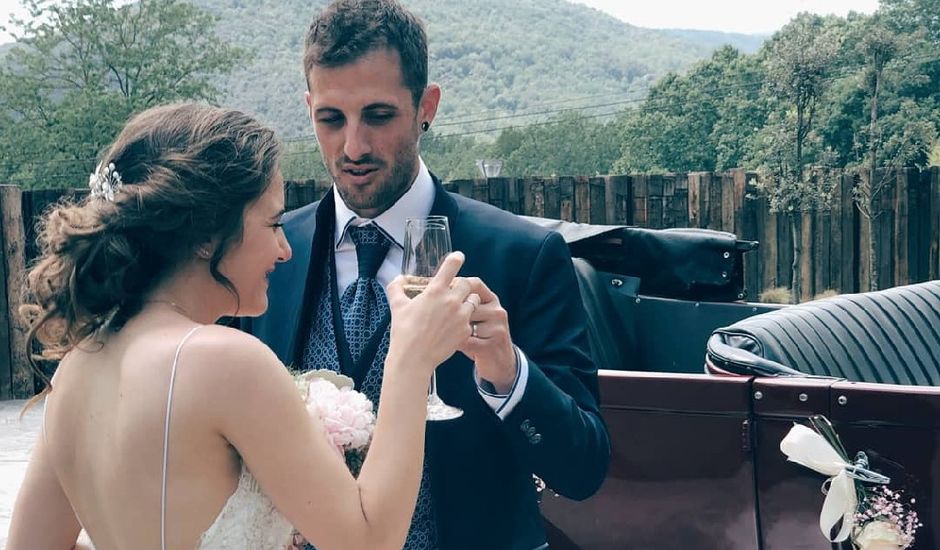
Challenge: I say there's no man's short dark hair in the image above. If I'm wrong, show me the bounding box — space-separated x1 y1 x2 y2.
304 0 429 106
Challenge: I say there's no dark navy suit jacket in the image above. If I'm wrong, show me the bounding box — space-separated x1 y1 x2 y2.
243 178 610 550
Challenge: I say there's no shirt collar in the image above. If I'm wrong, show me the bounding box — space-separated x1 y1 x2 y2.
333 157 435 249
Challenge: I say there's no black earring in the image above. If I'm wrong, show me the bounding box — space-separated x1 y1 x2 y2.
421 121 430 132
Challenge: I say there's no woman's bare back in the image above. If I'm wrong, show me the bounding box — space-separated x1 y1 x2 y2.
43 312 290 549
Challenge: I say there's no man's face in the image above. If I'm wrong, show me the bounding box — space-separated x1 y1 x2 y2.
305 48 439 218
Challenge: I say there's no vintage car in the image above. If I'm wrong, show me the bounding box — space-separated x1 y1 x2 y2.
528 218 938 550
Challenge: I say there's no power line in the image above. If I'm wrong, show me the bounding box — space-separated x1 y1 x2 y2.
278 51 940 142
423 51 940 139
434 90 642 124
6 53 940 169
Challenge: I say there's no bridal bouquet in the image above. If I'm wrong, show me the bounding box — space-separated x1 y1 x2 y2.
295 369 375 476
780 415 922 550
289 370 376 549
853 486 921 550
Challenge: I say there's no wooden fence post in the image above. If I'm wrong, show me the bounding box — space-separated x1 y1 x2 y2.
671 173 689 228
472 178 488 204
574 177 591 224
708 172 723 232
544 177 561 220
800 211 814 301
558 176 575 222
661 174 675 228
930 167 940 281
740 173 762 300
815 207 831 295
829 174 844 293
285 179 322 210
757 196 777 293
647 174 664 229
914 169 931 283
0 186 31 399
524 177 545 219
506 177 524 215
632 174 648 227
588 177 606 225
896 168 911 286
731 169 747 239
720 171 736 234
687 172 702 228
453 179 474 198
604 175 631 225
487 177 507 212
880 168 896 290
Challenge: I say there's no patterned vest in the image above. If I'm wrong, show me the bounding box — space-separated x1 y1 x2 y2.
301 255 438 550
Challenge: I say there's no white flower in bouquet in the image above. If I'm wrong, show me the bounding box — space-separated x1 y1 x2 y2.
852 486 921 550
854 520 906 550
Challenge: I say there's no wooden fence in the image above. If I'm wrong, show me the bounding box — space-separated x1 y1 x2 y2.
1 167 937 398
282 167 939 297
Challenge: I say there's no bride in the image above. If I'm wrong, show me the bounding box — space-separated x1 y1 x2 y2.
6 103 477 549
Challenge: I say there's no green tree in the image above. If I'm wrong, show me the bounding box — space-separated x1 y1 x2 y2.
850 15 937 290
280 139 329 183
493 111 620 177
613 46 767 173
421 131 489 181
750 14 842 302
0 0 244 188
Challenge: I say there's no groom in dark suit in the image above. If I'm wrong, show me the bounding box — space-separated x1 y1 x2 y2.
245 1 610 548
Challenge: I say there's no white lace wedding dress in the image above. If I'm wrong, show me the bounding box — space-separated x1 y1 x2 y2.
161 327 293 549
189 463 293 548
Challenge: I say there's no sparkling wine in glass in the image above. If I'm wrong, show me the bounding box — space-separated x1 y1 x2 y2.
402 216 464 421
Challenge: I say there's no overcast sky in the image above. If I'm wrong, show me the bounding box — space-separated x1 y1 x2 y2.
570 0 880 34
1 0 882 44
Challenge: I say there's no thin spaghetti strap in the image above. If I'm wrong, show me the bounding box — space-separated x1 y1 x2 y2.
160 325 204 550
42 394 49 445
42 371 59 445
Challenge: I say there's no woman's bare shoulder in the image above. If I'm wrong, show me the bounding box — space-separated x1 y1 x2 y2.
181 325 294 401
184 325 284 373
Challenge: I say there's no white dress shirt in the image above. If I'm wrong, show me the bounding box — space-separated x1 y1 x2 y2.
332 158 528 419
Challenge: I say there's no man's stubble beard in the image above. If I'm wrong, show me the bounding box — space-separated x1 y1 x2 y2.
327 140 420 217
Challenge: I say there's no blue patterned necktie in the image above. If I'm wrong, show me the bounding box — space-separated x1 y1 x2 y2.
299 223 437 550
342 224 438 550
341 224 391 365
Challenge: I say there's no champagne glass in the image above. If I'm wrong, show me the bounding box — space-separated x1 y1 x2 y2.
402 216 464 421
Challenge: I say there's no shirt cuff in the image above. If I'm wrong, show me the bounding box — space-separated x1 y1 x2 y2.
475 346 529 420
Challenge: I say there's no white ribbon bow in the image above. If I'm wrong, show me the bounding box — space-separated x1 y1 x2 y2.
780 423 858 542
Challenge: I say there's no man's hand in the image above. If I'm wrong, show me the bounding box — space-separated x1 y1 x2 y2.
459 278 517 393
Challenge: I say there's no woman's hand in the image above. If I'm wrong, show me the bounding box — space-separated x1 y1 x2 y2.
386 252 478 373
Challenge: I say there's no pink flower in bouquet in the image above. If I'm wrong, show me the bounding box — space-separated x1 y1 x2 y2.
853 486 922 550
303 377 375 457
291 371 376 548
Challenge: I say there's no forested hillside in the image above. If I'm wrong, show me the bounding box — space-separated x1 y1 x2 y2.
194 0 764 138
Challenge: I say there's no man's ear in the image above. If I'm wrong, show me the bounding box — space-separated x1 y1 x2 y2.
418 84 442 130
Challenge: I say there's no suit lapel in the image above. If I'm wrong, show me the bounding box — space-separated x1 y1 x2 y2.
429 174 461 237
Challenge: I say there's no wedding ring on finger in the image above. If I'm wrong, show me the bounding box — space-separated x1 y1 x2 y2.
471 321 480 338
465 293 481 312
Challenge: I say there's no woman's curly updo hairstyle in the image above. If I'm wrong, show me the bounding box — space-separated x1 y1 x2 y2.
23 103 281 368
